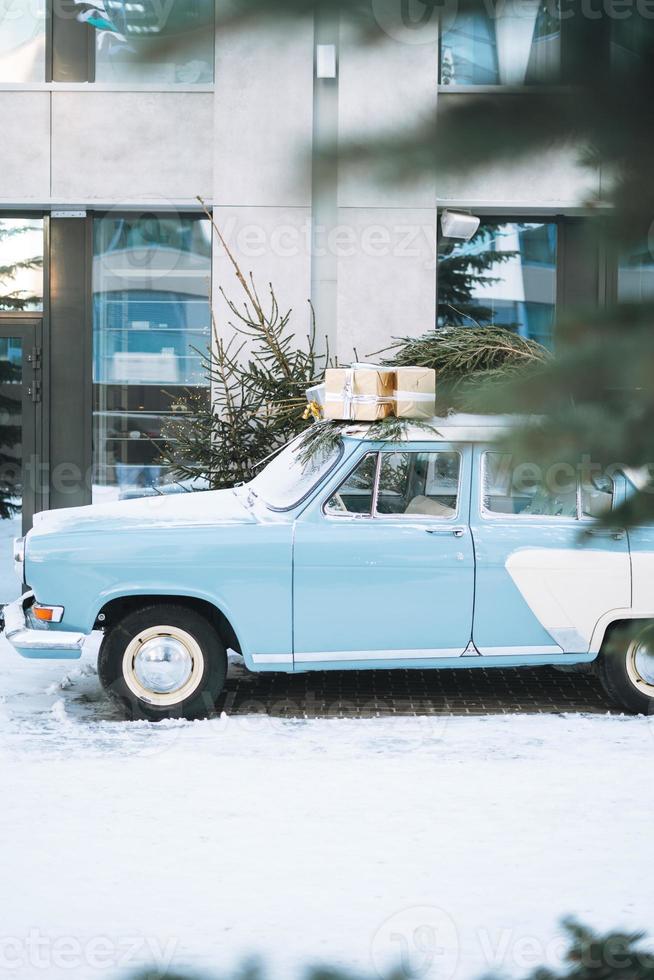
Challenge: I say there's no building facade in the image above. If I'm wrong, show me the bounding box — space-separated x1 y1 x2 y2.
0 0 649 540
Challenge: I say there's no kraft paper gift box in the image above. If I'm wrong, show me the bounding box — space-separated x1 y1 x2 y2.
393 366 436 419
324 365 395 421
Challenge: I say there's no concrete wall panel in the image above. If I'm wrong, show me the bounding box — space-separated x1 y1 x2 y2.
0 93 50 202
336 206 437 362
51 92 212 203
214 21 314 208
212 205 314 347
338 22 438 210
437 147 600 208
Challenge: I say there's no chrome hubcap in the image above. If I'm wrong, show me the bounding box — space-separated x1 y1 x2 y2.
634 642 654 686
627 625 654 697
134 637 194 694
122 625 204 707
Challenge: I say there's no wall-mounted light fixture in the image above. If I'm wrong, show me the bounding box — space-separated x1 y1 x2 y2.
440 210 480 241
316 44 337 79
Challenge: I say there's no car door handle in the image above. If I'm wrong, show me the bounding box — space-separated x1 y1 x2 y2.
425 526 466 537
584 527 625 540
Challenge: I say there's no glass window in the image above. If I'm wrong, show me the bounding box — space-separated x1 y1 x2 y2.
250 436 344 511
89 0 214 83
92 214 211 501
437 220 557 348
0 218 44 311
377 452 460 518
618 242 654 302
440 0 560 86
0 0 45 81
580 474 614 519
324 453 377 516
483 452 577 518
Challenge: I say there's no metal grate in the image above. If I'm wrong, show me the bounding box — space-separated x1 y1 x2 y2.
216 665 614 719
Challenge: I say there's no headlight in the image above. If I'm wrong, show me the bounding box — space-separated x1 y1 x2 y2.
13 537 25 581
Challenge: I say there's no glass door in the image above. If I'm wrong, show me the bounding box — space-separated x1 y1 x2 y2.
0 320 41 584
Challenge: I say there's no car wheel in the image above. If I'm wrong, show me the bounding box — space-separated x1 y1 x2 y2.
98 604 227 721
597 620 654 714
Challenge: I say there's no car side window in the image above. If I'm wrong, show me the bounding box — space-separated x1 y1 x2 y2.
324 453 377 515
580 474 614 518
376 452 460 518
483 452 578 518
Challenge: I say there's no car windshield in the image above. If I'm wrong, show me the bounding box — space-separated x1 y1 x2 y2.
247 435 343 510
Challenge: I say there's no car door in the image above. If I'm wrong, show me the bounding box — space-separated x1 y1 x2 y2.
470 445 631 657
292 442 475 669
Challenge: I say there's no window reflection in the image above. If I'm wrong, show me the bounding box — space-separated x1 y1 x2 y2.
377 452 460 518
0 0 45 82
483 452 577 518
618 242 654 302
0 218 44 312
325 454 377 516
92 215 212 501
437 220 557 347
440 0 560 86
85 0 214 83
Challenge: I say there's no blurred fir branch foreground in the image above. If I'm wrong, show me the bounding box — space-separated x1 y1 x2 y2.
482 303 654 528
129 919 654 980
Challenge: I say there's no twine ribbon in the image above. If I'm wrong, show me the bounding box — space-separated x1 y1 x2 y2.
393 390 436 401
341 364 394 417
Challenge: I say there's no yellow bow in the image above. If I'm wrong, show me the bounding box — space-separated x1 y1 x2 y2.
302 400 322 421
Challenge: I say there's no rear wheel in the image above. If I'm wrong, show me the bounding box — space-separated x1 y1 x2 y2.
98 604 227 720
598 621 654 714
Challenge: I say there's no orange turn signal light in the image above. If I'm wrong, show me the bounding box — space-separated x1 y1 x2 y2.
32 604 64 623
33 607 54 622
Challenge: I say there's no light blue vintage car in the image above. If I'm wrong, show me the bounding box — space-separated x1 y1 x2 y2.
4 415 654 719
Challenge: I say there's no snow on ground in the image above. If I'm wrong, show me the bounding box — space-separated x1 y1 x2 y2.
0 627 652 980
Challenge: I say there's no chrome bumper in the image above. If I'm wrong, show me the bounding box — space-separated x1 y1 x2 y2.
2 591 85 659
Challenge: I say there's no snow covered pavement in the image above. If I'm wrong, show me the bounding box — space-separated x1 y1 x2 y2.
0 633 651 980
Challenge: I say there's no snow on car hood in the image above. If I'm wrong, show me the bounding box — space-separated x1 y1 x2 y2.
30 488 255 535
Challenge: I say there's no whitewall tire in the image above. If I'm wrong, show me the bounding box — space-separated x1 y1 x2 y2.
99 604 227 720
598 621 654 714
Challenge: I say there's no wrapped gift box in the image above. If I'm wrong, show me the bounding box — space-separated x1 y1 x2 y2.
393 366 436 419
324 365 395 421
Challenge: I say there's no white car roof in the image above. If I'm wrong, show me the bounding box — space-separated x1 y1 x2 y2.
342 413 538 444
